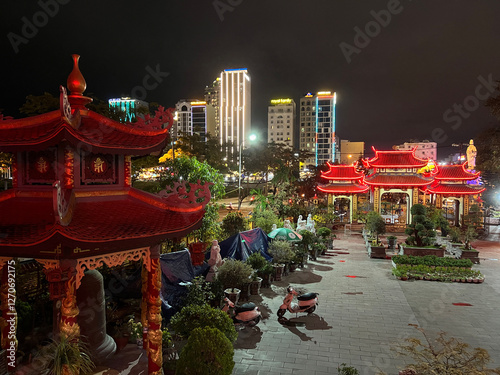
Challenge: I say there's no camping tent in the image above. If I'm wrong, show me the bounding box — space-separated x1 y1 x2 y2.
218 228 272 261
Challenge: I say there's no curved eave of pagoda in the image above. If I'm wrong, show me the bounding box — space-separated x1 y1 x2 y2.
422 184 486 195
431 163 480 181
0 187 205 258
367 147 428 168
363 174 433 186
320 162 365 181
317 183 369 194
0 110 169 155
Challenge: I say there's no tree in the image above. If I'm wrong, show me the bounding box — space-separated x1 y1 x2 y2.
405 204 436 247
366 211 386 243
475 126 500 207
221 211 247 240
19 92 59 116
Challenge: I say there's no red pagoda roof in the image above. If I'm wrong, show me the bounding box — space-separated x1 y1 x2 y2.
0 109 169 155
424 182 486 195
367 147 428 168
364 174 432 186
0 187 205 257
321 163 364 180
431 163 480 180
317 183 369 194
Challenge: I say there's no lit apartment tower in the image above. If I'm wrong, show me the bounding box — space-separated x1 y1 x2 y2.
204 78 220 138
299 91 337 167
268 99 296 149
340 140 365 164
174 100 208 141
108 97 149 123
219 68 251 157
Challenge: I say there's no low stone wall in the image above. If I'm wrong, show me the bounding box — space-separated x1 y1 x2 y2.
401 246 445 257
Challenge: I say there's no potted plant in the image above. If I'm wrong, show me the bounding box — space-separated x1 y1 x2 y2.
216 259 253 304
245 253 267 294
317 227 332 253
448 226 462 245
37 334 95 375
256 262 273 287
268 240 294 281
366 211 387 258
127 319 143 348
460 225 480 264
387 235 397 249
403 204 442 257
298 229 315 262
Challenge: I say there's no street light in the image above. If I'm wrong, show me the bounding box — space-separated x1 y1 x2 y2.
238 133 257 210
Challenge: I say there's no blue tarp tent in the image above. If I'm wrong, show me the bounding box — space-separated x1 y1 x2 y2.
218 228 272 262
160 249 209 319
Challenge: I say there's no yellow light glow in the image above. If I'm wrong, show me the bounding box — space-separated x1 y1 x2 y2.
190 101 206 105
317 91 332 96
271 98 293 105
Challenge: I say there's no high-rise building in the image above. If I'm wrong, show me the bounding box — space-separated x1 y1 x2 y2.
204 78 220 137
173 100 208 141
394 140 437 160
268 98 296 149
299 91 337 167
108 97 149 123
340 140 364 164
219 68 251 156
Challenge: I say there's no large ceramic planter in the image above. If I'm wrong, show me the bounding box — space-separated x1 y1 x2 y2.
460 249 480 264
249 277 262 295
401 245 445 257
369 245 386 259
273 264 285 281
224 288 241 305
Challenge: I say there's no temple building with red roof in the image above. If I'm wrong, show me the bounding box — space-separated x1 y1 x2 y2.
318 147 485 227
0 55 209 374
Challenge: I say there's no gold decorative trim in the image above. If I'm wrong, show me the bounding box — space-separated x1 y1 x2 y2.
0 257 11 270
41 244 62 254
36 259 60 271
75 248 150 288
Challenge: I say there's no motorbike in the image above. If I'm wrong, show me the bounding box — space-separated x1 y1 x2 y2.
277 286 319 322
222 297 261 326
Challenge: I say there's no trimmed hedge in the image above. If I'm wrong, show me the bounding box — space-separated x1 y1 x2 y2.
392 255 472 268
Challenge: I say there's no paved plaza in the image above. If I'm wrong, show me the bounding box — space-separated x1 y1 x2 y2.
232 229 500 375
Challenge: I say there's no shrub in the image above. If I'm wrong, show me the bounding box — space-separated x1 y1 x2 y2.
182 276 215 307
366 211 386 242
251 209 282 233
245 252 268 271
405 204 436 247
386 326 500 375
268 240 294 264
448 226 461 243
215 259 253 291
170 304 237 342
221 211 247 239
317 226 332 240
176 327 235 375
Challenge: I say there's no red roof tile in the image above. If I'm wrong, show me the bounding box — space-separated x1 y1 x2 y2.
364 174 432 186
0 110 169 155
321 163 364 180
425 182 485 195
367 148 428 168
0 188 204 257
431 163 480 180
317 183 369 194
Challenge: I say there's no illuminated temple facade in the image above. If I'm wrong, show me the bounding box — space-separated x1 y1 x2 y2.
318 148 485 227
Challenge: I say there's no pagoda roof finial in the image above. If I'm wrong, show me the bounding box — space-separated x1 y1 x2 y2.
67 54 92 109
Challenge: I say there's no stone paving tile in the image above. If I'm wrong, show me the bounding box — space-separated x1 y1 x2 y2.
232 231 500 374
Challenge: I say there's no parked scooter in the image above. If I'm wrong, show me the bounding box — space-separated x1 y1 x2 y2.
277 286 319 322
222 297 261 326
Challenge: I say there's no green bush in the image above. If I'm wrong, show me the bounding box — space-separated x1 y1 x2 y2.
245 252 268 271
176 327 235 375
405 204 436 247
448 226 461 243
170 304 237 342
182 276 215 307
251 209 282 233
268 240 294 264
392 255 473 268
216 259 253 291
366 211 386 242
221 211 247 239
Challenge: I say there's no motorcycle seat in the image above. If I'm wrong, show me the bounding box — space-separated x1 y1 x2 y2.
297 292 318 301
234 302 257 313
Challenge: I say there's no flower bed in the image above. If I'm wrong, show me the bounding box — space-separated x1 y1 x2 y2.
392 263 485 283
392 255 473 268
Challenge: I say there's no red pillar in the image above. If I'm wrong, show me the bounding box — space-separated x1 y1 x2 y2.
147 246 162 374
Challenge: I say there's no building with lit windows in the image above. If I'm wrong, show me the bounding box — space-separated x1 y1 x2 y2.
204 78 220 137
394 140 437 161
108 97 149 123
173 100 208 141
299 91 336 168
268 98 296 149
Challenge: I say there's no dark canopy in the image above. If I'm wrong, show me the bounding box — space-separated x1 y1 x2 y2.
218 228 272 262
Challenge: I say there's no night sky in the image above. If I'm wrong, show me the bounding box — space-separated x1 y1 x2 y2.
1 0 500 159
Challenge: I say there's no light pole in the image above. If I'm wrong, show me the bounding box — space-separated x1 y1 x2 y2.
238 134 256 210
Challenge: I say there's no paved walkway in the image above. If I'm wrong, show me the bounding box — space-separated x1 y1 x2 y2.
232 231 500 375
